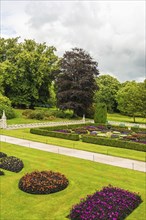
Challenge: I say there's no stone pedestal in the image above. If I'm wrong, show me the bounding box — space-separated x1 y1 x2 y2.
83 114 85 123
1 110 7 129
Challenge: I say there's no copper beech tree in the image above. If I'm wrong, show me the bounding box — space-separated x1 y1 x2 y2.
55 48 99 116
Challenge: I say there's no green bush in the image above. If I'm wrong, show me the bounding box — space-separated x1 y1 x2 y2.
94 103 107 123
0 95 11 107
27 111 44 120
0 104 16 119
82 135 146 152
30 128 79 141
22 109 34 117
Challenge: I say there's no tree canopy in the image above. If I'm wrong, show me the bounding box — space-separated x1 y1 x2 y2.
0 38 59 108
55 48 99 116
95 75 121 113
116 80 146 122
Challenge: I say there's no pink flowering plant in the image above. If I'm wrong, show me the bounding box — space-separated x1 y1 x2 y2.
69 185 142 220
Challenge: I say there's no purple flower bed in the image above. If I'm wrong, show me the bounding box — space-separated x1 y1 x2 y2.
69 185 142 220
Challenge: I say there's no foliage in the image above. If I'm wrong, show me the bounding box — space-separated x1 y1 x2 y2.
0 156 24 172
116 80 146 122
0 152 7 158
0 104 16 119
55 48 99 116
22 108 74 120
69 185 142 220
95 75 121 113
0 37 59 108
0 94 11 106
94 103 107 123
19 170 69 194
30 128 80 141
82 135 146 152
27 110 44 120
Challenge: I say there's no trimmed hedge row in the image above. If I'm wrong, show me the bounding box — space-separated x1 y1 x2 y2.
30 128 79 141
82 135 146 152
40 123 92 131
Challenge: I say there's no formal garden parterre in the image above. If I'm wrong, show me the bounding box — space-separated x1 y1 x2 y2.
30 123 146 152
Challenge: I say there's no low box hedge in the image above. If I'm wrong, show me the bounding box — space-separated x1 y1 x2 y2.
40 123 92 131
82 135 146 152
30 128 79 141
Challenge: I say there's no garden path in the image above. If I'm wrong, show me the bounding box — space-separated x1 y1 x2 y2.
0 135 145 173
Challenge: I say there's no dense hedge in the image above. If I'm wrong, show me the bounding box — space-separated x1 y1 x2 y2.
30 128 79 141
82 135 146 152
40 123 92 131
0 156 24 172
19 170 69 194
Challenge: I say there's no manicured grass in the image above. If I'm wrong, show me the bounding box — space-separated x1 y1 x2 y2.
0 128 145 162
0 142 145 220
107 113 146 124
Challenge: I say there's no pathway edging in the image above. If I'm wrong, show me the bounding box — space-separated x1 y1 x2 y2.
0 135 145 172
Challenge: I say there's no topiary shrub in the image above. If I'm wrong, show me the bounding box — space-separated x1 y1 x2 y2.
94 103 107 123
0 170 5 175
19 170 69 194
0 156 24 172
0 152 7 158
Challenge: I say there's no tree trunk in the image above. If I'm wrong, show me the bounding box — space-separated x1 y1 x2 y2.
133 114 136 123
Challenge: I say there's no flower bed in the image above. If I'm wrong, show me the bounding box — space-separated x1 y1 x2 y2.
0 152 7 158
0 170 5 175
69 185 142 220
0 156 24 173
19 170 69 194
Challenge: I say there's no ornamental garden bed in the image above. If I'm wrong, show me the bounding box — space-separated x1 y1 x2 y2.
19 170 69 194
30 123 146 151
0 152 24 173
68 185 142 220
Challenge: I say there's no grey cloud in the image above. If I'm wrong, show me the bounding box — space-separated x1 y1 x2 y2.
11 1 146 82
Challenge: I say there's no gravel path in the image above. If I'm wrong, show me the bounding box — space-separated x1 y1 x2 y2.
0 135 145 172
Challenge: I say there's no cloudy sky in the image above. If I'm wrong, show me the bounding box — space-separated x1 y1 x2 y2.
1 0 145 82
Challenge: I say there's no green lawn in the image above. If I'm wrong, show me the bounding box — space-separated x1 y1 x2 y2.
0 128 145 162
107 113 146 124
0 142 145 220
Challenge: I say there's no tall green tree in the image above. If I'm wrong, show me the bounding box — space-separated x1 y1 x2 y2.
116 80 146 122
0 38 59 108
95 75 121 113
55 48 99 116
